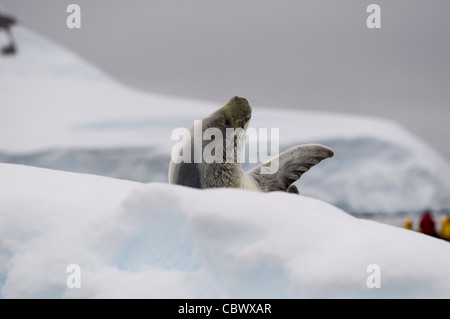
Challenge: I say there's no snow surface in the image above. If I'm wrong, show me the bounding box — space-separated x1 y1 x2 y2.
1 162 450 299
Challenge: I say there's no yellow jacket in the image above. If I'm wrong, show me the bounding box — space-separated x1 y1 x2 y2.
404 218 413 230
440 217 450 241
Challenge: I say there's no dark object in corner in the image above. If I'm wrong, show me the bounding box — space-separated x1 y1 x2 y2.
0 11 18 56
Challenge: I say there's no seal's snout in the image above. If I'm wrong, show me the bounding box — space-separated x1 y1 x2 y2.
227 96 251 114
233 96 247 102
227 96 251 127
231 96 246 102
229 96 250 109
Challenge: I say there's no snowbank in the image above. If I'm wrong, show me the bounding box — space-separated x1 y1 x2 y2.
1 163 450 298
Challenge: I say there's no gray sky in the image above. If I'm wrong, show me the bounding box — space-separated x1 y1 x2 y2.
2 0 450 160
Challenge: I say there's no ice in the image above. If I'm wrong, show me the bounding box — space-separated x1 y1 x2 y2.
1 163 450 298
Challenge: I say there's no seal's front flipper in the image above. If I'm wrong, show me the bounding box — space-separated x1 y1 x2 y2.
245 144 334 193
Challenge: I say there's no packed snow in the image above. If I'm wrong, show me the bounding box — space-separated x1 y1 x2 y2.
1 163 450 298
1 26 450 298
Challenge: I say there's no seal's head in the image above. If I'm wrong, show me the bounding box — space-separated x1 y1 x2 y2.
213 96 252 131
204 96 252 163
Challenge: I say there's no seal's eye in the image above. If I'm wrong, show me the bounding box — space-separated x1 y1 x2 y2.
224 118 231 126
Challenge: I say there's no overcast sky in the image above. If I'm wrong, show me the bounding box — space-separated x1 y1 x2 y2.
2 0 450 160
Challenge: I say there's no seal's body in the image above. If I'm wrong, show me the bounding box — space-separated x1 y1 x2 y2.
169 96 333 193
